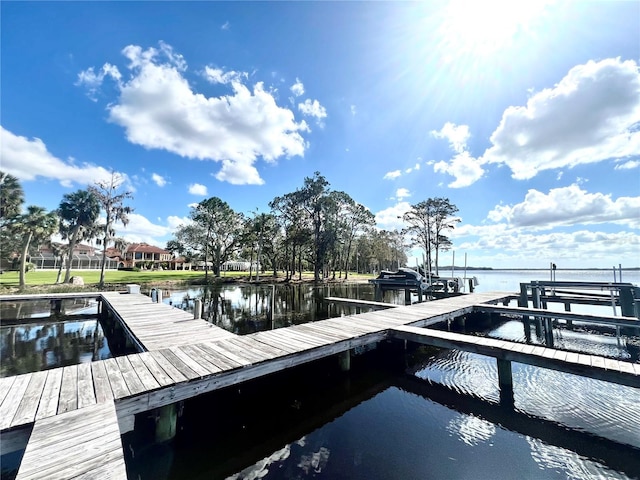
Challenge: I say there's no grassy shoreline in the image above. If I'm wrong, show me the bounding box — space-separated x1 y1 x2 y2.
0 269 374 294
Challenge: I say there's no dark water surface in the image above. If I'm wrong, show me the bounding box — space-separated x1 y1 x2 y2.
124 311 640 480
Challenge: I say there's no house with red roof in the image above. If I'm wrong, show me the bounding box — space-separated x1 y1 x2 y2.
122 243 172 269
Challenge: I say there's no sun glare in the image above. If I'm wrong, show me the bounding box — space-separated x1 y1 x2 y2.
440 0 549 56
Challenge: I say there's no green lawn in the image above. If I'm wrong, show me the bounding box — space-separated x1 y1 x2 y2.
0 269 373 292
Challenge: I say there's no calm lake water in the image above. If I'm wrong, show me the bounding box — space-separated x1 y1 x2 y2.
123 270 640 480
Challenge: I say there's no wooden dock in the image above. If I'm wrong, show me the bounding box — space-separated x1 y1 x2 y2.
1 289 638 479
100 291 235 350
15 401 126 480
390 325 640 388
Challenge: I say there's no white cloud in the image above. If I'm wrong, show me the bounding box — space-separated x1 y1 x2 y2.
291 78 305 97
215 159 264 185
114 213 172 246
166 215 190 230
80 42 309 186
431 123 484 187
151 173 167 187
433 151 485 188
483 57 640 179
0 126 123 188
615 160 640 170
383 170 402 180
431 122 470 154
203 66 247 84
487 184 640 229
221 21 230 30
456 229 639 268
396 188 411 200
76 63 121 100
375 202 411 230
350 105 357 116
188 183 208 196
298 99 327 125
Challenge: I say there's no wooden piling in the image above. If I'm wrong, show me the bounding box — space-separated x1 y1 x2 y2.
155 404 177 443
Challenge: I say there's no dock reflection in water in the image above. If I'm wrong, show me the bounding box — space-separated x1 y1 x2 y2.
125 332 640 480
0 318 110 377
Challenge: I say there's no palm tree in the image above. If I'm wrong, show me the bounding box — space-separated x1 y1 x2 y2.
58 190 101 283
0 172 25 260
47 241 67 284
14 206 58 288
89 173 133 288
0 171 24 221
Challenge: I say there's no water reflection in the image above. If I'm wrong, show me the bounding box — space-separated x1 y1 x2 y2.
0 319 110 377
155 283 413 335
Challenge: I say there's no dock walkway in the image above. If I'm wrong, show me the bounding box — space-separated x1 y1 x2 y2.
1 290 638 479
100 291 235 350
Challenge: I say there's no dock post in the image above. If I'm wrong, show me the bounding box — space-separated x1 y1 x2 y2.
157 289 163 304
404 289 411 306
518 284 528 307
194 299 202 319
544 318 554 347
374 285 383 302
155 404 177 443
51 299 62 315
338 350 351 371
496 358 514 408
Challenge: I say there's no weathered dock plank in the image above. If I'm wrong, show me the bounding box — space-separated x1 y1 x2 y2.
15 401 126 480
0 374 31 429
90 361 114 404
35 368 63 421
11 371 47 426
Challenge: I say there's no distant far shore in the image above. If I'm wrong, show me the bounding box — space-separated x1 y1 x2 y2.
439 266 640 271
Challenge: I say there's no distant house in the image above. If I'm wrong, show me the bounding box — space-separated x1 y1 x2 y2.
28 243 118 270
122 243 172 268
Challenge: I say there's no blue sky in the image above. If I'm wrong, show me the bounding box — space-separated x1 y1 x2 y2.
2 1 639 269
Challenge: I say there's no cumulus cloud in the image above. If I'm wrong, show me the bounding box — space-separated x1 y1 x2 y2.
431 123 485 187
290 78 305 97
203 66 247 84
433 151 485 188
375 201 411 230
383 170 402 180
456 229 639 268
76 63 121 101
615 160 640 170
431 122 471 154
396 188 411 200
484 57 640 179
188 183 208 196
298 99 327 126
432 58 640 187
78 42 309 185
113 213 172 246
0 126 123 187
487 184 640 229
151 173 167 187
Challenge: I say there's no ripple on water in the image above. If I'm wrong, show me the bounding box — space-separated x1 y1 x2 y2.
414 348 640 448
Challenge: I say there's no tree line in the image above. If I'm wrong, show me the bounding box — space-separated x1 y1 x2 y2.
1 171 132 289
0 170 460 288
169 172 459 281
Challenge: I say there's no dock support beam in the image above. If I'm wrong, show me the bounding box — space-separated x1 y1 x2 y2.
155 404 177 443
338 350 351 372
404 289 411 306
496 358 514 408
